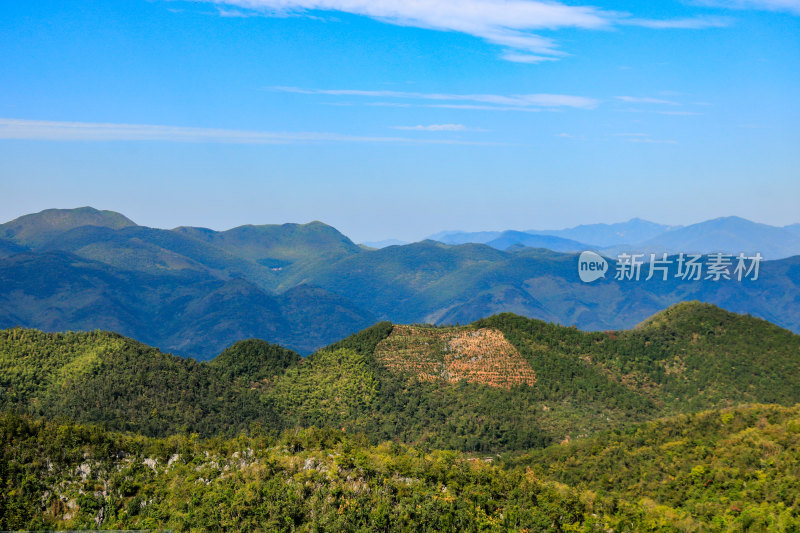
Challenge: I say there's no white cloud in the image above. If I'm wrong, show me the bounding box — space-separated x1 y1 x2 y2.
622 16 730 28
272 86 600 109
616 96 681 105
426 104 541 112
0 118 492 145
499 52 559 64
393 124 470 131
203 0 728 61
691 0 800 14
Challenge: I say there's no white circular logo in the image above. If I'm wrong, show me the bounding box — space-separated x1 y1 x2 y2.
578 251 608 283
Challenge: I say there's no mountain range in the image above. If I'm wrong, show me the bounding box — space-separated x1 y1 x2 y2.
2 207 800 359
425 216 800 259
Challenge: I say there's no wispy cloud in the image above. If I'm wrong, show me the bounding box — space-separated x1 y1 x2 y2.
0 118 494 145
616 132 677 144
622 15 730 28
201 0 729 62
555 132 587 140
690 0 800 14
616 96 681 105
271 86 600 109
393 124 474 132
499 52 560 64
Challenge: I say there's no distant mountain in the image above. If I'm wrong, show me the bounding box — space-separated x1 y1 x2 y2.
3 208 800 353
0 251 375 358
0 207 136 248
426 230 502 245
300 240 800 334
36 224 274 285
360 238 408 249
528 217 676 247
0 238 27 258
429 219 678 250
429 217 800 260
627 216 800 260
174 221 363 290
486 230 589 252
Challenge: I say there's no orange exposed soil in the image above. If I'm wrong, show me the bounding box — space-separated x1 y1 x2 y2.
375 325 536 389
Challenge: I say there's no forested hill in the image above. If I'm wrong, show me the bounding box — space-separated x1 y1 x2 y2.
2 404 799 531
1 302 800 453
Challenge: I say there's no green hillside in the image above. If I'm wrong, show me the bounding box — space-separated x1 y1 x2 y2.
0 328 275 437
479 302 800 413
505 403 800 531
3 303 799 454
3 404 799 531
208 338 301 383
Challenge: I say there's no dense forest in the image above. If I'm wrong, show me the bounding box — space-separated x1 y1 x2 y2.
2 302 800 529
2 404 798 531
2 302 800 449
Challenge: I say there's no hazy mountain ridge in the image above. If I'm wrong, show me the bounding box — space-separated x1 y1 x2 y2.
2 208 800 358
0 207 136 248
0 250 375 358
429 216 800 259
528 217 678 247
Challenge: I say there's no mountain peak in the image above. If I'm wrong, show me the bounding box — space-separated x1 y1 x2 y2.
635 301 779 335
1 207 136 248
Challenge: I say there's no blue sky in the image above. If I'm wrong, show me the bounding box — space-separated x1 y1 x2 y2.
1 0 798 242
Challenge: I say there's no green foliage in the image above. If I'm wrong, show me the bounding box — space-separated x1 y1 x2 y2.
505 404 800 531
4 406 800 531
268 348 379 429
320 320 394 355
0 328 275 437
0 412 654 532
208 339 301 383
479 303 800 416
3 301 800 453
